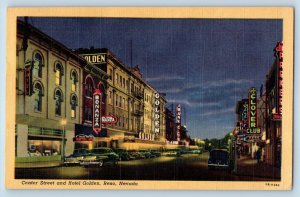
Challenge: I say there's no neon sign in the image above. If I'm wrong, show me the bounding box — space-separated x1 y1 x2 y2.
24 60 32 96
176 104 181 142
275 41 283 114
247 87 261 134
93 89 102 133
154 93 160 133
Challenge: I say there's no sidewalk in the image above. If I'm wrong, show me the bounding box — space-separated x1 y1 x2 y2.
15 161 62 168
233 156 281 179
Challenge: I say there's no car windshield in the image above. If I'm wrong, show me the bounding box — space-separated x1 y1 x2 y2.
90 149 108 154
74 149 87 154
210 150 228 160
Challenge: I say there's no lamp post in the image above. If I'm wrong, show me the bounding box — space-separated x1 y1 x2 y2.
61 119 67 163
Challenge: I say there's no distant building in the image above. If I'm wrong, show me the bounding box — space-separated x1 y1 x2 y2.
165 107 176 141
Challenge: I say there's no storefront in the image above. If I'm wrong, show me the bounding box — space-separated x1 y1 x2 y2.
15 124 71 164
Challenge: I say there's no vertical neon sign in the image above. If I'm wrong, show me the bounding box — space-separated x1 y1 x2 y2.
93 89 102 134
176 104 181 142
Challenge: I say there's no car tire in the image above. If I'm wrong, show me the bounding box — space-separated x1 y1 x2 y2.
98 160 104 167
114 160 118 166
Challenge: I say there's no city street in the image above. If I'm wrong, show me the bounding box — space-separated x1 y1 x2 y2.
15 152 278 181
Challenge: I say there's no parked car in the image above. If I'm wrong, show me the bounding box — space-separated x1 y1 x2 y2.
113 148 132 161
80 147 119 167
162 149 181 157
64 148 88 166
149 150 161 157
208 149 230 170
139 150 152 158
128 150 145 159
190 149 203 154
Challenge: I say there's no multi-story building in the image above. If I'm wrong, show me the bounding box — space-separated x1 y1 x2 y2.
16 20 84 163
265 42 283 167
16 19 169 165
165 107 176 141
76 48 167 149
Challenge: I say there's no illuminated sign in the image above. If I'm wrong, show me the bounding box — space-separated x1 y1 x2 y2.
247 87 261 135
73 134 94 142
154 93 160 133
176 104 181 142
275 41 283 114
139 132 155 141
102 115 118 124
167 141 179 145
242 102 248 121
82 53 106 65
24 60 32 96
241 101 248 131
93 89 102 133
248 87 257 128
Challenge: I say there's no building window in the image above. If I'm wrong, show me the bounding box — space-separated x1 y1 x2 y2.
71 94 78 118
54 62 64 86
123 98 125 109
32 52 43 78
33 82 43 112
84 106 92 122
70 70 78 92
119 96 122 107
116 73 119 84
55 89 63 116
108 91 112 104
120 76 122 86
115 94 118 106
109 68 113 81
85 77 94 97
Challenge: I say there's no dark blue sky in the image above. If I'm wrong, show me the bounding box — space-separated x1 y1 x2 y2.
27 17 282 139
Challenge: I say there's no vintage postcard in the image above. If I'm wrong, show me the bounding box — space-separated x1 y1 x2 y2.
6 7 294 190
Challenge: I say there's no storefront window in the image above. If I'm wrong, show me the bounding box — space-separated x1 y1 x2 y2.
28 140 61 157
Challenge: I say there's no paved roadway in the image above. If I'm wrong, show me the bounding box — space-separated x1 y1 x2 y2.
15 152 275 181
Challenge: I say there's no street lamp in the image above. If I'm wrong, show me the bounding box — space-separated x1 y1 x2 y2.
61 118 67 163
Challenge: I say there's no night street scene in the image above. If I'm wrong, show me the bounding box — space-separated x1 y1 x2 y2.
15 17 283 181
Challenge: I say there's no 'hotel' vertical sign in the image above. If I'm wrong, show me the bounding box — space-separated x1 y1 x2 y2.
176 104 181 142
93 89 102 134
275 41 283 114
154 93 160 133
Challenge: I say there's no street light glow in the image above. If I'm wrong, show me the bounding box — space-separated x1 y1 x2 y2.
61 119 67 126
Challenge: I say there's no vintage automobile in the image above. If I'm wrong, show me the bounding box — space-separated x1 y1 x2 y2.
208 149 230 170
128 150 145 159
113 148 132 161
190 149 203 154
161 149 181 157
80 147 119 167
139 150 152 158
64 148 89 166
149 150 161 157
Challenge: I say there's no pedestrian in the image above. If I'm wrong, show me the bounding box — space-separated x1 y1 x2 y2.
256 148 261 164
